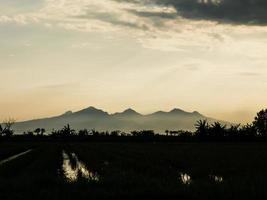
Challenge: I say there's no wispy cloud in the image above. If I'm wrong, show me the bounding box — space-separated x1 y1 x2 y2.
238 72 260 77
1 0 267 52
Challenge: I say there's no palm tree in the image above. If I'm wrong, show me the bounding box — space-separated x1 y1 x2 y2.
227 124 240 137
195 119 209 138
61 124 75 136
210 122 226 138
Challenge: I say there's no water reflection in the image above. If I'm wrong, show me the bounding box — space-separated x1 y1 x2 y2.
0 149 32 166
104 161 109 166
209 174 223 183
62 151 99 182
179 173 192 185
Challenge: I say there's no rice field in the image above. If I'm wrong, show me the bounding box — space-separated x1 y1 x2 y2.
0 142 267 200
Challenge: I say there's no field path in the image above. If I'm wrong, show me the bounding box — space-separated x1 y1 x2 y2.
0 149 32 166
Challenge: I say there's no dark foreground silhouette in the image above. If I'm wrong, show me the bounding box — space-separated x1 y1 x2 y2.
0 109 267 199
1 142 267 200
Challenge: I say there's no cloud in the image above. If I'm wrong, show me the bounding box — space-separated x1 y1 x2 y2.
183 63 199 71
118 0 267 25
0 15 27 24
1 0 267 52
37 82 79 90
238 72 260 77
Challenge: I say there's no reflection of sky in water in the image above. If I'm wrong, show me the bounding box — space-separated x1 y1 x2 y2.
179 172 224 185
0 0 44 15
209 174 223 183
62 151 99 182
179 173 192 185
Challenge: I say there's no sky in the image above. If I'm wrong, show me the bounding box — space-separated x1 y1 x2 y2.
1 0 267 124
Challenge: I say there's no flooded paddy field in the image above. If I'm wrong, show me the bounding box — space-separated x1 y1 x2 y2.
0 142 267 199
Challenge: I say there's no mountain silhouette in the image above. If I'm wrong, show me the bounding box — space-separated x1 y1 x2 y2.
149 108 203 117
73 106 109 117
13 106 230 133
112 108 142 117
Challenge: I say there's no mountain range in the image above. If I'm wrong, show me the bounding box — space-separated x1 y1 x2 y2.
13 106 230 133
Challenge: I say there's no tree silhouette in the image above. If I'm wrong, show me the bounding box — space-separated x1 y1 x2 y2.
0 124 3 136
78 129 89 137
61 124 76 136
165 130 169 136
2 118 15 137
253 109 267 136
240 123 257 137
130 130 154 137
111 130 121 136
195 119 209 138
226 124 241 137
91 129 100 136
34 128 41 135
170 131 179 136
131 130 138 136
40 128 46 136
141 130 155 137
26 131 34 137
209 122 226 138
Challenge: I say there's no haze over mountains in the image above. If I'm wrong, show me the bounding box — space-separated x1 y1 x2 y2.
13 106 230 133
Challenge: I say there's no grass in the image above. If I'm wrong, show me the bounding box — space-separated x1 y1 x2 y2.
0 142 267 199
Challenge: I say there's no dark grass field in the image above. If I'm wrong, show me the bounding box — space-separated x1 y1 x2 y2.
0 142 267 200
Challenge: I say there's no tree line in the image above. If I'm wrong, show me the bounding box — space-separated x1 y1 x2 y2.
1 109 267 141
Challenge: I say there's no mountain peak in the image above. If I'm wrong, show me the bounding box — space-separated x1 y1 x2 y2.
62 110 73 116
170 108 186 113
113 108 141 117
123 108 139 114
192 111 203 116
150 108 203 117
151 111 167 115
75 106 108 116
85 106 98 110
